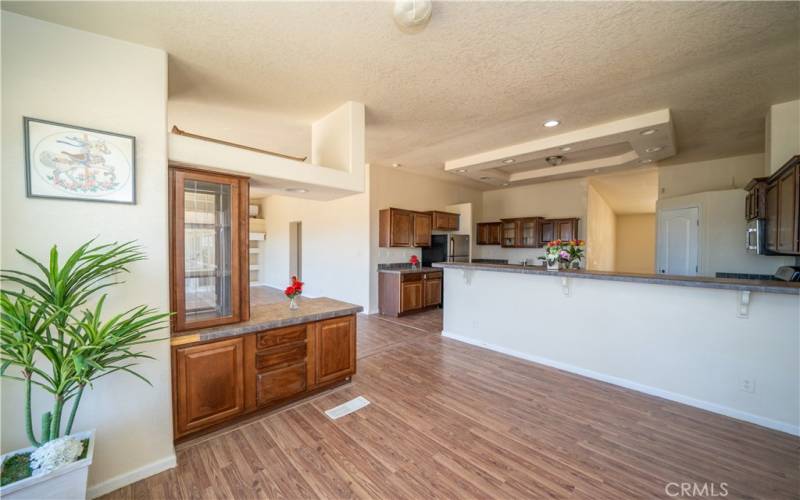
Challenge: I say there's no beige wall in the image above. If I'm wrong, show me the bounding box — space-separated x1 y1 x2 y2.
1 12 174 497
369 165 483 312
477 178 588 263
261 168 371 310
586 184 616 271
658 153 765 199
657 190 795 277
615 214 656 274
766 100 800 175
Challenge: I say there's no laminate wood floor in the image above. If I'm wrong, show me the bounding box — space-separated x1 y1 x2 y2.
103 310 799 499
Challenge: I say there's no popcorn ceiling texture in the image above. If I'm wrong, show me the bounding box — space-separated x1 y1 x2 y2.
5 2 798 186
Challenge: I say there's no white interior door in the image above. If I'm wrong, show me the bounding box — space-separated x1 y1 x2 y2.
657 207 699 275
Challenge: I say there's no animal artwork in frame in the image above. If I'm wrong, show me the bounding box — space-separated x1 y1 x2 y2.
23 117 136 204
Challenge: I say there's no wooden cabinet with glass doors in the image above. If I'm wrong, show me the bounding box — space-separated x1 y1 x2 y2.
169 167 250 332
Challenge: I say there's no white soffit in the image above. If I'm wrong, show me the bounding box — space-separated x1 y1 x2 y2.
444 109 675 187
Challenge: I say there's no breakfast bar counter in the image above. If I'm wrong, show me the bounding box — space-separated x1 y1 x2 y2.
434 262 800 435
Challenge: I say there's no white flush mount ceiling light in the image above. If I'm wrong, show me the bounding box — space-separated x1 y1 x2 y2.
391 163 402 168
393 0 433 33
456 168 467 173
640 129 657 136
502 158 515 164
645 146 663 153
560 146 572 152
543 119 560 128
286 188 308 193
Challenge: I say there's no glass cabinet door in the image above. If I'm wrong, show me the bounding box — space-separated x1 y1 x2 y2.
502 222 517 247
171 168 248 331
520 219 538 247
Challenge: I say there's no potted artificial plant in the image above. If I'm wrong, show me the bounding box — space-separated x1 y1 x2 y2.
0 239 169 499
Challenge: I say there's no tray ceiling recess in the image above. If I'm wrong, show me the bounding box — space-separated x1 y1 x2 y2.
444 109 676 187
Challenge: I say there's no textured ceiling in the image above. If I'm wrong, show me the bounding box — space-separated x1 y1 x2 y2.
4 1 799 190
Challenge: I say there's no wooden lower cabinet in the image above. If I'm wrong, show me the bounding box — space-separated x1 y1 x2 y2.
379 271 442 316
172 315 357 440
314 315 356 385
173 338 245 436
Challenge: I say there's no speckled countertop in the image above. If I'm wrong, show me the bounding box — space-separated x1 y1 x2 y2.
433 262 800 295
171 287 363 345
378 266 440 275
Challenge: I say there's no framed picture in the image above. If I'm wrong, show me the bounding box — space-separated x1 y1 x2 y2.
24 117 136 204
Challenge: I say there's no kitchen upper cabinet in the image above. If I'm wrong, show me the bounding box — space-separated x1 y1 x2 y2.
501 217 542 248
429 211 460 231
477 222 502 245
174 337 245 437
556 218 579 242
413 212 433 247
379 208 432 247
776 165 798 254
540 220 555 244
766 182 779 252
169 167 250 332
313 315 356 385
763 156 799 255
745 178 769 221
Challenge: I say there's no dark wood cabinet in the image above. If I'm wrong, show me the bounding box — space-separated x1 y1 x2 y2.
477 222 502 245
423 275 442 307
169 167 250 332
762 156 799 255
777 166 798 254
379 270 442 316
313 315 356 386
540 220 555 244
379 208 432 247
501 217 543 248
413 212 433 247
172 315 356 440
174 338 245 437
429 211 460 231
745 178 769 221
556 218 579 241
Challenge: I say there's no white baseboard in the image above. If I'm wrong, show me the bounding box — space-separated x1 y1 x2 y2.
441 331 800 437
87 454 177 499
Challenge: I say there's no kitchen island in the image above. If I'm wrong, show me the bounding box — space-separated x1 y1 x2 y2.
171 287 362 440
434 262 800 435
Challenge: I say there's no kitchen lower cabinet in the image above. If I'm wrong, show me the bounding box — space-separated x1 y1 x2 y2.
313 315 356 386
172 315 356 440
379 270 442 316
173 338 245 436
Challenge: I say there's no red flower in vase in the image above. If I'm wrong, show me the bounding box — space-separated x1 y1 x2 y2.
285 276 304 298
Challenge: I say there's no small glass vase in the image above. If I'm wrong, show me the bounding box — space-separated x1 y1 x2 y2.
288 296 299 310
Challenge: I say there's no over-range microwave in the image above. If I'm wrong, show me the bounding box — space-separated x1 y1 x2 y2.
746 218 766 255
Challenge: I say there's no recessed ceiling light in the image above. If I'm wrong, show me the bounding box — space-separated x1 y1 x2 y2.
502 183 509 186
645 146 663 153
391 163 402 168
543 120 560 128
560 146 572 152
285 188 308 193
456 169 467 173
640 159 653 164
640 129 657 136
502 158 515 164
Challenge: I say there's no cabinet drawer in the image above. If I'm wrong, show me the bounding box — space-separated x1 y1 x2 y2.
256 324 307 350
422 271 442 280
256 362 307 405
401 272 423 282
256 342 306 372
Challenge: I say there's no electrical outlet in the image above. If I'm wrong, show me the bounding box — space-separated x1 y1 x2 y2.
740 378 756 394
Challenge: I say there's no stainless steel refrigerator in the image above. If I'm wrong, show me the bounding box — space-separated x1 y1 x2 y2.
422 234 470 266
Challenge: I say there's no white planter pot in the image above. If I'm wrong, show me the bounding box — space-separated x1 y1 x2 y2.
0 430 95 500
546 260 560 271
